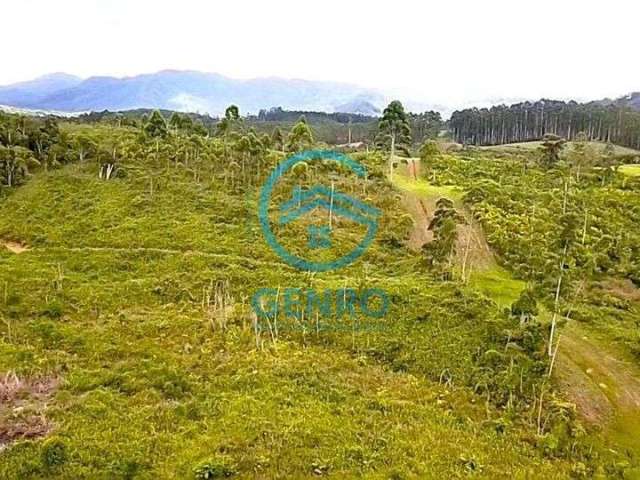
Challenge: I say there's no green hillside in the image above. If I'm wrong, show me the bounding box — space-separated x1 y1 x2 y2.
1 110 640 478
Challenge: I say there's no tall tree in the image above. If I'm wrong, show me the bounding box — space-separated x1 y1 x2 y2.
600 142 618 185
169 112 183 133
376 101 412 180
216 105 241 136
422 198 460 272
449 99 640 151
217 105 243 159
0 145 39 187
568 131 596 181
286 117 314 153
72 135 97 163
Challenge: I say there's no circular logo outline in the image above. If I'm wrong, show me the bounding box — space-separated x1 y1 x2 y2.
258 150 379 272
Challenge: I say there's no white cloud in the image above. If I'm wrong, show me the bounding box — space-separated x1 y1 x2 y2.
3 0 638 108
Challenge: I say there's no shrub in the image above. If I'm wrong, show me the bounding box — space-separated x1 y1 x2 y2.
41 438 68 469
193 458 236 479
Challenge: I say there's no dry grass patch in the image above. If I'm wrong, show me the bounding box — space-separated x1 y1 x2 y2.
0 372 59 450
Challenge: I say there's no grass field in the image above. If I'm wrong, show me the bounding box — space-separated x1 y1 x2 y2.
0 145 577 478
620 164 640 176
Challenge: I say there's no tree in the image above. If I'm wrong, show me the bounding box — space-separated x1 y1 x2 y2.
72 135 97 163
271 127 284 152
539 134 566 168
216 105 241 136
422 198 460 271
169 112 183 133
216 105 243 160
449 99 640 151
286 117 314 153
419 140 440 161
568 131 596 181
28 118 60 163
97 147 119 180
409 111 444 144
233 131 265 179
600 142 618 185
0 145 39 187
260 133 272 150
225 105 239 122
419 140 441 180
511 289 539 323
376 101 412 180
143 111 169 139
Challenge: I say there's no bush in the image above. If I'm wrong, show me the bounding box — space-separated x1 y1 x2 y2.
193 459 236 479
41 438 68 469
40 299 64 319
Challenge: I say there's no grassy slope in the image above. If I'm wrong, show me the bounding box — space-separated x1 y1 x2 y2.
0 155 572 478
401 154 640 476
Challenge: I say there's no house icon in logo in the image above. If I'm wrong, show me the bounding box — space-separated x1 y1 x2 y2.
278 185 381 250
258 150 382 272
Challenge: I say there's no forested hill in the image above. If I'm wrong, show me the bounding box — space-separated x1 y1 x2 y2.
449 99 640 149
250 107 376 124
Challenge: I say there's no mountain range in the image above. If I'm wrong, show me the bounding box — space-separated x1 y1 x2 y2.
1 71 639 119
0 70 384 117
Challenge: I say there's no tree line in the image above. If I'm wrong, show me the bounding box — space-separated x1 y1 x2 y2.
73 106 443 147
0 106 318 189
449 100 640 150
1 99 442 189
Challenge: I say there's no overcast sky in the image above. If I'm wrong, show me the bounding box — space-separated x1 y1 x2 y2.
3 0 638 107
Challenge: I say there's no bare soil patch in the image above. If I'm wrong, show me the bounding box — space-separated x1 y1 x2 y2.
1 240 30 254
595 278 640 302
0 372 59 451
555 325 640 424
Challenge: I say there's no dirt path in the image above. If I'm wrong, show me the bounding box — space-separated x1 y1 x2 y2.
555 323 640 455
2 243 289 269
401 192 433 250
394 160 494 274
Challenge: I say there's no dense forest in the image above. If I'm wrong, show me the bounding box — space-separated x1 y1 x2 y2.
449 100 640 150
251 106 375 124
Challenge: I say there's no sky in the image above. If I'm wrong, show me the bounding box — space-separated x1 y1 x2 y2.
3 0 639 108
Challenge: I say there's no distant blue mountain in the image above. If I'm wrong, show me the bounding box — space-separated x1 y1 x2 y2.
0 70 386 116
334 98 381 116
0 73 82 107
